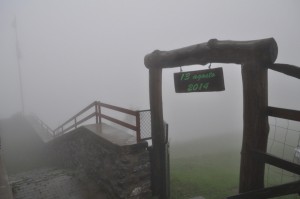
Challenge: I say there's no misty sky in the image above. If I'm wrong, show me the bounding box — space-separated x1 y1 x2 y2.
0 0 299 141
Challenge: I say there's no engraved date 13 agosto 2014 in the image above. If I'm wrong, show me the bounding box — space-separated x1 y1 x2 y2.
180 71 215 92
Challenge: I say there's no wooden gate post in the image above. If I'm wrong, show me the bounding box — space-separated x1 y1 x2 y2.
149 67 168 199
239 61 269 192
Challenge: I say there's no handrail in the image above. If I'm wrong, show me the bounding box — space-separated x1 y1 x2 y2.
99 102 137 116
98 102 142 142
30 115 55 135
54 101 98 133
100 114 137 131
52 101 150 142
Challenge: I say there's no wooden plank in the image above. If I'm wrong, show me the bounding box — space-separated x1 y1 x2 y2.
268 106 300 122
100 114 137 131
252 150 300 175
268 63 300 79
174 68 225 93
227 180 300 199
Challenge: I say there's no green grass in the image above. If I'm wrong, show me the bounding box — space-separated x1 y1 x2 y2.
170 134 242 199
169 133 300 199
171 153 240 199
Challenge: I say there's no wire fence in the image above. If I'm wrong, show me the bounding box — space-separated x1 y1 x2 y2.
266 117 300 198
138 110 152 141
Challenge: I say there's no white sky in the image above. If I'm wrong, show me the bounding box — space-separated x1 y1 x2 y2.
0 0 299 141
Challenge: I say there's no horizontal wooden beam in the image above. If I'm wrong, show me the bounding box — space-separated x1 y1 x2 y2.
268 63 300 79
252 150 300 175
54 101 97 132
268 106 300 122
100 114 137 131
75 112 96 128
144 38 278 69
99 102 137 116
227 180 300 199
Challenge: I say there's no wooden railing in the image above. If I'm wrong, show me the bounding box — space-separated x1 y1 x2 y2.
53 101 150 142
228 63 300 198
54 101 98 136
35 117 55 135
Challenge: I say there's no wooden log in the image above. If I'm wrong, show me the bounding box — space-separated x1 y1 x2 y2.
240 61 269 192
269 63 300 79
149 67 168 198
144 38 278 69
228 180 300 199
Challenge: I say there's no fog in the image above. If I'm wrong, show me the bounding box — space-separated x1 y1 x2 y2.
1 0 299 142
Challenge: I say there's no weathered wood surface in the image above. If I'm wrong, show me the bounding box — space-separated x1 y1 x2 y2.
227 180 300 199
145 38 278 68
149 67 168 198
252 150 300 175
240 61 270 193
144 38 279 198
268 106 300 122
269 63 300 79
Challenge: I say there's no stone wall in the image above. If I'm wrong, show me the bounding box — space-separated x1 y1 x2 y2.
47 125 152 199
0 116 47 174
0 153 14 199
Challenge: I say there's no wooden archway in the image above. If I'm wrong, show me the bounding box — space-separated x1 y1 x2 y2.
144 38 278 199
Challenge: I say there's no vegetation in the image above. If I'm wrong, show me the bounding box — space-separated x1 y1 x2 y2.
169 133 300 199
170 134 242 199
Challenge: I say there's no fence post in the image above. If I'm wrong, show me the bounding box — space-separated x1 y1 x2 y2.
239 61 269 193
149 67 168 199
95 102 99 124
98 102 102 124
136 111 141 142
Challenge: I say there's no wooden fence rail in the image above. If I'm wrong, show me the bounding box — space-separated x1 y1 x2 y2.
227 180 300 199
268 63 300 79
53 101 150 142
267 106 300 122
252 150 300 175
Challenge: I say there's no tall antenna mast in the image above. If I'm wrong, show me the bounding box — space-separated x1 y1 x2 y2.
12 16 25 114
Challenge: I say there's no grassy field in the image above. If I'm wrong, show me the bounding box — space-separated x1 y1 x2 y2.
170 133 242 199
169 133 300 199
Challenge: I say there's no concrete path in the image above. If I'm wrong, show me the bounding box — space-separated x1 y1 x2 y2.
9 167 107 199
